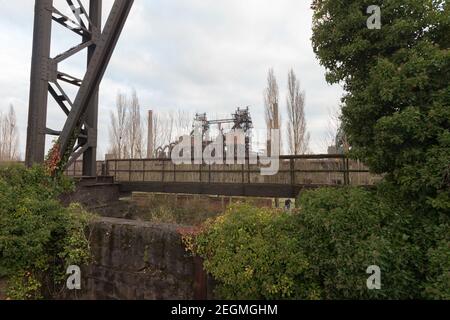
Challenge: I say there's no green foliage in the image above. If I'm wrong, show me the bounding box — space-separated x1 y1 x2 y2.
136 195 231 226
190 2 450 300
191 188 450 300
193 204 319 300
310 2 449 298
0 165 94 300
422 222 450 300
297 187 450 299
311 0 450 212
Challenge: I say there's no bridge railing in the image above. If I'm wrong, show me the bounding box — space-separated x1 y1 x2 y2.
104 155 381 186
64 161 104 177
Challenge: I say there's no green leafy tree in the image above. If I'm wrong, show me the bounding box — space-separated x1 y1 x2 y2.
311 0 450 212
297 186 450 299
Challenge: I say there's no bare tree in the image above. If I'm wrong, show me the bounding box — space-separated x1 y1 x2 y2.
150 111 170 157
161 111 175 148
176 109 192 137
127 89 144 158
148 109 194 157
108 93 128 159
0 105 20 161
264 68 281 154
151 112 161 157
109 89 192 159
286 69 310 155
322 106 350 154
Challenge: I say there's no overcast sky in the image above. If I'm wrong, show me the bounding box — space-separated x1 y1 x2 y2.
0 0 344 158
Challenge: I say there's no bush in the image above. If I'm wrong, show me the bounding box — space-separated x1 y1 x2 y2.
135 194 223 226
297 187 415 299
190 187 450 300
192 204 320 300
0 165 94 299
422 225 450 300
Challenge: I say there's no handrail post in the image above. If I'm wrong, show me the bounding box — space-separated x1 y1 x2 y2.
174 163 177 182
342 156 350 185
290 158 295 185
247 159 251 184
162 160 165 182
142 159 145 182
101 162 107 176
105 160 110 176
208 164 211 184
346 157 350 186
129 160 132 182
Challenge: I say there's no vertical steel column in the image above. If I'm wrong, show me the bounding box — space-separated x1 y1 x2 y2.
82 0 102 176
25 0 53 167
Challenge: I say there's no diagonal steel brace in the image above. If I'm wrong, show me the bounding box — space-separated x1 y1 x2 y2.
58 0 134 167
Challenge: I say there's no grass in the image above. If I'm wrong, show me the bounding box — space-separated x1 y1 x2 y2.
131 193 277 226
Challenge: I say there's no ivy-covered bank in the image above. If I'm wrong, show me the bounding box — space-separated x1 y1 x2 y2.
0 165 93 299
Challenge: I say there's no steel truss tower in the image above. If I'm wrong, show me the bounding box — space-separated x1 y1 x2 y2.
25 0 133 175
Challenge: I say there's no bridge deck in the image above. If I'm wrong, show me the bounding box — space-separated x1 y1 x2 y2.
66 155 380 198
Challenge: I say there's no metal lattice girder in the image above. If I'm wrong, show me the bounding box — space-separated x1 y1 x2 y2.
59 0 134 170
26 0 53 166
26 0 134 176
81 0 102 176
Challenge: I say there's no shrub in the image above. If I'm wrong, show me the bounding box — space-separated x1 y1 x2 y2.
192 204 320 300
297 187 418 299
136 195 225 226
422 221 450 300
190 187 450 300
296 186 449 299
0 165 94 299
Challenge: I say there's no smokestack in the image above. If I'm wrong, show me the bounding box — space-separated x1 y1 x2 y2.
147 110 154 158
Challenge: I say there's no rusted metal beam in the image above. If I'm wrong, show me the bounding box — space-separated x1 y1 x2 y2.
82 0 102 176
26 0 134 176
118 181 375 198
26 0 53 167
119 182 310 198
59 0 134 165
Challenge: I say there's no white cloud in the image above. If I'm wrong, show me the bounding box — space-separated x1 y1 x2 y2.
0 0 343 158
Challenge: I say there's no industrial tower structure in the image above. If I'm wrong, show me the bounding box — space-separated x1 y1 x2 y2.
25 0 134 175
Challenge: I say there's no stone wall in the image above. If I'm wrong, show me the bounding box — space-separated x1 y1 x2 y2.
63 217 213 300
60 177 120 210
132 192 274 213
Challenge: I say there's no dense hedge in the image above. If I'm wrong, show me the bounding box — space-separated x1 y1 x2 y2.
191 187 450 300
0 165 93 299
191 204 318 300
298 186 449 299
